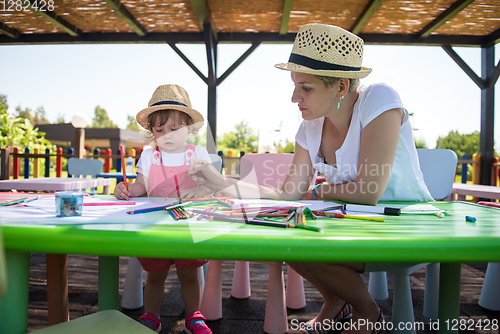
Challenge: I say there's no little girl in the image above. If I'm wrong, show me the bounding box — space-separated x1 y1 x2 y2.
114 84 213 334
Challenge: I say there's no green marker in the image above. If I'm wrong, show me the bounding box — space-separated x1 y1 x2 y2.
292 223 322 232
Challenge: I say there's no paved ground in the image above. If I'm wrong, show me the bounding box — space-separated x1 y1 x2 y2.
26 254 499 333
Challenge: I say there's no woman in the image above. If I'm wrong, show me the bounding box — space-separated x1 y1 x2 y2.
188 24 432 333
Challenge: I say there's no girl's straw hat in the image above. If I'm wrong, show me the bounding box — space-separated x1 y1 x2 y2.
136 84 204 130
275 24 371 79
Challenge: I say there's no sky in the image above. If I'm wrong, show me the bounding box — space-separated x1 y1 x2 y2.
0 42 499 152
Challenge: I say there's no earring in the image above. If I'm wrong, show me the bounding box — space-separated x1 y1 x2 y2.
337 95 345 110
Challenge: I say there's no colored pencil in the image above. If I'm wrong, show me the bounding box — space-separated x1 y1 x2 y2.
127 201 182 214
83 202 136 206
205 214 321 232
330 213 384 222
165 173 192 199
120 145 128 191
174 175 181 200
182 197 233 202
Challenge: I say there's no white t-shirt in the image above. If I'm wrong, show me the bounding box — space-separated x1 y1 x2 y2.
295 83 433 201
136 146 210 178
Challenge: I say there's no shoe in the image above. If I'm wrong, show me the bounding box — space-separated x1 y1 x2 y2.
139 312 161 333
185 311 212 334
299 303 352 333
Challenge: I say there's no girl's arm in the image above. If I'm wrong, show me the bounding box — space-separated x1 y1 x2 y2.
114 173 148 200
313 108 403 205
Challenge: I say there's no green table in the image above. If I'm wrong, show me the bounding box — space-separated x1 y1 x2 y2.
1 201 500 334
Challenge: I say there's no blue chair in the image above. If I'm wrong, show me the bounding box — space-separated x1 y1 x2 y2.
368 149 457 330
67 158 104 195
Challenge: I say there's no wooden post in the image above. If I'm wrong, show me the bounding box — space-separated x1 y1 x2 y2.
0 147 9 180
472 153 481 202
104 148 112 173
33 147 40 178
461 154 468 184
45 148 51 177
74 127 85 159
24 147 30 179
492 157 499 187
13 147 19 179
56 147 62 177
226 150 233 175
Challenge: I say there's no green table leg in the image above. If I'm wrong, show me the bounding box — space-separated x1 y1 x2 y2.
98 256 119 311
438 263 461 334
0 251 30 334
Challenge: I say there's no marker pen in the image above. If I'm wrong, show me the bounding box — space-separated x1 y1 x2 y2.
344 204 401 216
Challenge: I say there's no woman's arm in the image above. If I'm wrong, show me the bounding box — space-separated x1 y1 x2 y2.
189 146 315 201
314 108 403 205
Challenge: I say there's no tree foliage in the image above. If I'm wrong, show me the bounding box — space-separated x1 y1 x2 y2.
91 106 118 128
0 95 52 151
217 121 257 154
126 115 141 132
436 130 480 159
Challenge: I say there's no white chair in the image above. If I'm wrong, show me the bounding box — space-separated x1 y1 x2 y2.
477 202 500 311
120 153 222 310
67 158 104 195
201 153 306 334
368 148 458 330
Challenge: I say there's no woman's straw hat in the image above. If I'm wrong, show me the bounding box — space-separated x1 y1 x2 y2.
275 24 371 79
136 84 204 130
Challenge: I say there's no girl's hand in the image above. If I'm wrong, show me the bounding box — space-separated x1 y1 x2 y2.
302 184 315 200
114 182 132 200
188 159 228 191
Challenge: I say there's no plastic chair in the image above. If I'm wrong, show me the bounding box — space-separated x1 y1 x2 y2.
368 149 457 329
120 153 222 310
67 158 104 195
201 153 305 334
477 202 500 311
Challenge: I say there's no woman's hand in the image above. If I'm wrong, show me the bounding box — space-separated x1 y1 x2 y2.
114 182 131 200
179 185 214 199
188 159 230 191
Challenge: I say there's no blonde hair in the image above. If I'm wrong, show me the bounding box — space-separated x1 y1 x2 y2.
315 75 359 92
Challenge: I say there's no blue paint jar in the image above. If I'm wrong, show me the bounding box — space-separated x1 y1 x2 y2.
55 191 83 217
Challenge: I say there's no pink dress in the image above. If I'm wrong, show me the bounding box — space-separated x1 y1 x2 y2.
138 144 208 272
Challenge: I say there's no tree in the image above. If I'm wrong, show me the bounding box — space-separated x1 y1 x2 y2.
55 113 66 124
414 137 428 149
218 121 258 154
0 96 52 151
91 106 118 128
126 115 141 132
13 105 50 125
436 130 480 159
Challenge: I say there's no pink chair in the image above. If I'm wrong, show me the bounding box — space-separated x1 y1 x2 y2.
201 153 307 334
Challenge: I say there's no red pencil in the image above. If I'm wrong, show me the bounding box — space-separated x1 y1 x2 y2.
120 145 128 191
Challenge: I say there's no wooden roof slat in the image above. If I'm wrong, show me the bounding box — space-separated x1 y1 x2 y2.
217 42 261 84
279 0 293 35
26 0 82 37
190 0 217 40
103 0 147 36
416 0 475 40
0 22 20 39
350 0 385 35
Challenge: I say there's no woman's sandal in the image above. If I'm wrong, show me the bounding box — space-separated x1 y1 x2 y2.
372 309 384 334
299 302 352 334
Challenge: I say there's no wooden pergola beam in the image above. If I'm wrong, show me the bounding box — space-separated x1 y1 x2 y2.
26 0 82 37
279 0 293 35
0 22 21 39
190 0 217 40
350 0 384 35
103 0 147 37
417 0 474 40
442 45 486 89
